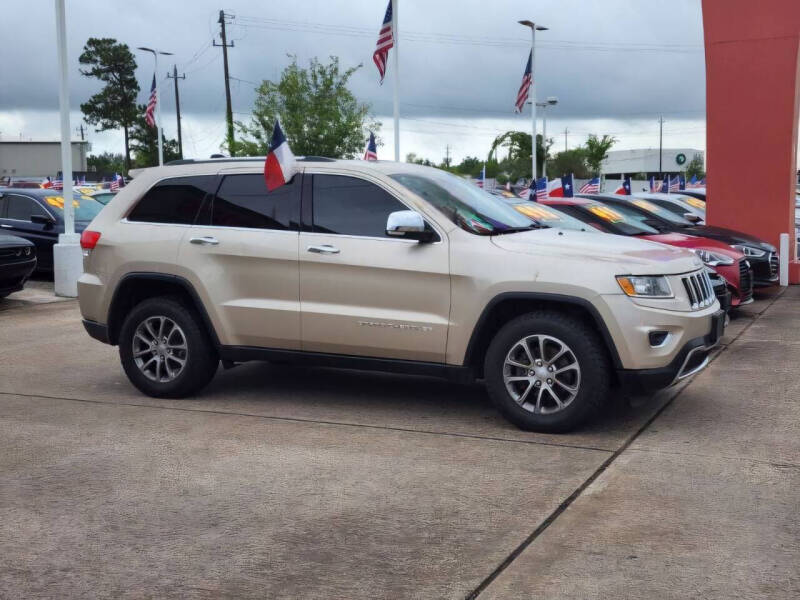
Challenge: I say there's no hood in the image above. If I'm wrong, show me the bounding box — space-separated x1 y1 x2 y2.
490 228 704 275
643 232 744 258
684 225 776 251
0 233 35 249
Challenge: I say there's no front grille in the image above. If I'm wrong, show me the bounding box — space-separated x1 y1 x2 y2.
682 270 715 310
769 252 779 278
739 259 754 302
0 247 33 262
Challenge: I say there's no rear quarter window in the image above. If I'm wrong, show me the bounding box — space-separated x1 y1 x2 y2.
127 176 218 224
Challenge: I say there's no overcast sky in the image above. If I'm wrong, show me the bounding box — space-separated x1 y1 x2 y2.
1 0 714 164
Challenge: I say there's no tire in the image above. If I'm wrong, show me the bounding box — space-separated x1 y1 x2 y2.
484 310 610 433
119 296 219 398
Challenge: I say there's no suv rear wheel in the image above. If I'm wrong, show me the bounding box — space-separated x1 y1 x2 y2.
484 311 610 432
119 296 219 397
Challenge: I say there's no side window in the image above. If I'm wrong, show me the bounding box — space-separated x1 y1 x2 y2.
211 173 299 230
312 174 408 238
651 199 687 218
128 176 217 224
6 195 48 221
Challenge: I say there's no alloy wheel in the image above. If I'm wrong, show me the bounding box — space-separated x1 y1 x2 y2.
132 316 189 383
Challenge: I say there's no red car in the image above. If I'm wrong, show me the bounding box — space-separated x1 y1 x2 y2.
538 197 753 307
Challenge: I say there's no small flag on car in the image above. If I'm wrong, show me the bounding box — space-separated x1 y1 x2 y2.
614 176 632 195
535 177 548 201
264 120 296 192
579 177 600 194
561 174 574 198
364 131 378 161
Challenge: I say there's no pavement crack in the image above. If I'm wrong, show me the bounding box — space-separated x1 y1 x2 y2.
0 391 614 454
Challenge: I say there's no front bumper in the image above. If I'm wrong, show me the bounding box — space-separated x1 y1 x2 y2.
751 253 779 287
0 256 37 295
617 309 725 393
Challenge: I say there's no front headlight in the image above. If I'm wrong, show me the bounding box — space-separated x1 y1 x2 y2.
731 244 766 258
690 248 735 266
616 275 673 298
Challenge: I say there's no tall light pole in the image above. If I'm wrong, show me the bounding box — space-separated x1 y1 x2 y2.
137 47 173 165
519 20 547 182
52 0 81 297
392 0 400 161
536 96 558 178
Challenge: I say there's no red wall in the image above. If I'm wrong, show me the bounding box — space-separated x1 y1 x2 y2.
702 0 800 282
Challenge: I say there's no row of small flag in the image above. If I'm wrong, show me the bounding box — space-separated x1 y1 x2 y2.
40 173 124 191
515 173 705 201
649 174 705 193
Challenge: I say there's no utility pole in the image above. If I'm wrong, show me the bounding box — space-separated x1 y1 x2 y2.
76 123 85 141
214 10 235 155
564 127 569 152
444 144 451 167
167 65 186 159
658 115 664 177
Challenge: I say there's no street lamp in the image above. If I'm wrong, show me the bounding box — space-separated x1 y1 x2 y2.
537 96 558 178
518 20 547 182
137 47 173 166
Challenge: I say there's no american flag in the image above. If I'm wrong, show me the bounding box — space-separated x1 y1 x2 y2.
373 1 394 84
110 173 122 191
363 131 378 161
517 186 530 199
51 177 63 190
514 52 532 113
579 177 600 193
535 177 548 201
669 176 680 192
145 74 157 128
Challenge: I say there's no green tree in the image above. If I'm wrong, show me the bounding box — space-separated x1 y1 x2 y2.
87 152 126 176
79 38 140 171
584 134 617 175
488 131 549 181
233 56 380 158
547 147 591 179
455 156 482 176
129 106 181 168
685 153 706 179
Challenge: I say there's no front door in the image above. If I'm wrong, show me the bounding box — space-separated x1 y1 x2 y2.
299 173 450 363
178 171 301 349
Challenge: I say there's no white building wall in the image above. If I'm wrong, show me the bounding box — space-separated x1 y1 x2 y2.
601 148 704 175
0 142 88 178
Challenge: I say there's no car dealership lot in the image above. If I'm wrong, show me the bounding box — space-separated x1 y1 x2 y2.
1 287 798 599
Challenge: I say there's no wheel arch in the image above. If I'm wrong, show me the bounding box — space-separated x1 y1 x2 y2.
106 272 220 348
462 292 622 377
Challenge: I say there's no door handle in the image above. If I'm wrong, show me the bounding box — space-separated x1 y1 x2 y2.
189 236 219 246
307 244 340 255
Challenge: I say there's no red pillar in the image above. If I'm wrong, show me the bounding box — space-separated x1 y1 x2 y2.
702 0 800 282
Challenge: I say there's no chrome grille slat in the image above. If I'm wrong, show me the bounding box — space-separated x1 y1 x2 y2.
681 270 714 310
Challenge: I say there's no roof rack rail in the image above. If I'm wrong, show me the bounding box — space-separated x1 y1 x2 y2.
164 157 265 166
297 156 336 162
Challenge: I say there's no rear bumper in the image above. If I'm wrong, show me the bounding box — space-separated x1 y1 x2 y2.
82 319 110 344
617 309 725 394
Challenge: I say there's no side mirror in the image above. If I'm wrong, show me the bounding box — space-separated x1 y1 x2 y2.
386 210 436 243
683 213 702 224
31 214 56 228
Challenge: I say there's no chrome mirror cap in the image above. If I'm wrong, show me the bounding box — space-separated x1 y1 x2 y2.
386 210 425 235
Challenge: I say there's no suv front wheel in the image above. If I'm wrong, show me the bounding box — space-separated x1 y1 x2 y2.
119 297 219 398
484 311 610 432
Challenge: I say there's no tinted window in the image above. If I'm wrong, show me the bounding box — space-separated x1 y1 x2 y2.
6 195 49 221
128 176 217 224
212 174 299 230
313 175 408 237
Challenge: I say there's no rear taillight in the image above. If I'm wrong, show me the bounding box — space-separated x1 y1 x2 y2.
80 230 101 250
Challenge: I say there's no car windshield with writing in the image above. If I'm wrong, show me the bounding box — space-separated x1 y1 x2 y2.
556 202 661 236
42 195 103 221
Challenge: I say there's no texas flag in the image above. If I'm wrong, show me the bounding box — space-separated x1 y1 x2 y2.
561 174 575 198
614 176 632 195
547 177 562 197
264 120 296 191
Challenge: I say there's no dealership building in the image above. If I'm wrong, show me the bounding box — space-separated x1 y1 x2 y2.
601 148 704 177
0 140 89 178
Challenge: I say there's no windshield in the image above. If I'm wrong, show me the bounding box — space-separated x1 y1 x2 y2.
43 194 103 221
557 203 661 236
390 172 534 235
508 201 593 231
625 198 694 226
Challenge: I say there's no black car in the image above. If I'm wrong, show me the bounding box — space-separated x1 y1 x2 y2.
581 193 779 287
0 234 36 298
0 188 103 271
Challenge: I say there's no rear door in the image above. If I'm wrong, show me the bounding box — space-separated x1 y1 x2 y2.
0 194 57 269
177 170 301 349
298 172 450 363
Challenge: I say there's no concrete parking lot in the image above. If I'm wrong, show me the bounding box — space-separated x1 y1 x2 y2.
1 285 798 599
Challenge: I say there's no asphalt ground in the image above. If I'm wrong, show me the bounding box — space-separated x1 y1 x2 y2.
1 283 797 598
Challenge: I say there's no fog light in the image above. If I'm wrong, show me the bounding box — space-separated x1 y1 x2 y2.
649 331 669 347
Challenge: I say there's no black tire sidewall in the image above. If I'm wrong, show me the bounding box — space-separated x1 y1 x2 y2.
119 297 218 398
484 312 610 432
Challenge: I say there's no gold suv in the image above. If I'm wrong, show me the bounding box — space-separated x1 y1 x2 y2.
78 158 724 432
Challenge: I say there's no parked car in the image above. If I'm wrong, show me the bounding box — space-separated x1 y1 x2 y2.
0 234 36 298
631 192 707 223
492 194 596 232
541 197 753 307
0 188 104 271
90 190 117 205
678 188 706 201
77 158 724 433
589 193 779 287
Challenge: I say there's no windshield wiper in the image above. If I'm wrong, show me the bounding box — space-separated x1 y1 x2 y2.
491 223 549 235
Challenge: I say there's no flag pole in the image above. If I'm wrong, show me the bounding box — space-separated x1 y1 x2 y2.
155 51 163 166
392 0 400 161
530 28 536 183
